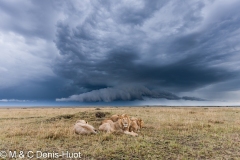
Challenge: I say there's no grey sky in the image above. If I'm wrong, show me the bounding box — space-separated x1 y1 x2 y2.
0 0 240 104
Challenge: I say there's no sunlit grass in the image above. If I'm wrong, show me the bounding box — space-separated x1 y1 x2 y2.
0 107 240 159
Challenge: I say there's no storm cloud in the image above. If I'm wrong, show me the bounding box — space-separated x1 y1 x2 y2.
56 85 204 102
0 0 240 103
53 0 240 101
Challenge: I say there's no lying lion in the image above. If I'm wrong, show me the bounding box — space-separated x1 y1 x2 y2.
74 120 97 135
99 114 138 136
100 114 120 124
110 114 120 122
129 117 144 132
101 119 114 124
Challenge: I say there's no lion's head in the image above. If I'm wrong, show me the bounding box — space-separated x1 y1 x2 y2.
76 120 88 124
118 114 131 129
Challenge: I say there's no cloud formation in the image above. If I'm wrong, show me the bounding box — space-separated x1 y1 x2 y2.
0 99 30 102
0 0 61 91
1 0 240 103
53 0 240 102
56 85 204 102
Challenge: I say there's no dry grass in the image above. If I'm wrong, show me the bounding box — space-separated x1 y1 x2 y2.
0 107 240 159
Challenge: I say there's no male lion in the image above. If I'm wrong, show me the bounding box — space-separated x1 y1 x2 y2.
74 119 97 135
99 114 138 136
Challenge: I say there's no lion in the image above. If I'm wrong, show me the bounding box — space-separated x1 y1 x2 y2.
99 114 138 136
129 119 139 132
101 119 114 124
137 118 144 129
74 119 97 135
129 117 144 132
110 114 120 122
76 120 88 124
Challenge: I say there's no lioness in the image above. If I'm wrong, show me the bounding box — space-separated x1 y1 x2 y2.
138 118 144 129
76 120 88 124
129 119 139 132
74 119 97 135
99 114 138 136
129 117 144 132
110 114 120 122
101 119 114 124
131 117 144 128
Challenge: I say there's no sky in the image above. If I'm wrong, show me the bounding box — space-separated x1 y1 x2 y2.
0 0 240 106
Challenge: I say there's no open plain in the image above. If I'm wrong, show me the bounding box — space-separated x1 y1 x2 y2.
0 107 240 159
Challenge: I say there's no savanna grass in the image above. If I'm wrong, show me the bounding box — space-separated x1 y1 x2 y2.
0 107 240 159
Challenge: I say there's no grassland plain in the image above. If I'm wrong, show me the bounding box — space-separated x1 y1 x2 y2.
0 107 240 160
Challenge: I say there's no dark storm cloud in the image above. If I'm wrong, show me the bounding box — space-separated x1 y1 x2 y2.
56 85 204 102
0 0 62 99
53 0 240 102
1 0 240 102
113 1 168 25
0 77 71 100
0 0 63 40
